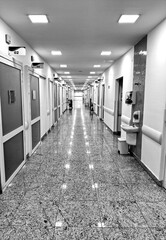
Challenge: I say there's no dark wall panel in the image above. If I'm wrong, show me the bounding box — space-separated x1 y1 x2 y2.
131 36 147 159
58 85 60 105
32 121 40 150
58 107 60 118
30 74 40 120
0 62 22 136
54 109 57 123
4 131 24 181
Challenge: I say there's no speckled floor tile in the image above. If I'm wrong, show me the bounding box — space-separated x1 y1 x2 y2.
119 169 152 184
55 201 101 228
2 225 55 240
1 182 28 200
55 227 104 240
99 200 148 228
150 228 166 240
127 183 166 202
93 171 125 185
64 172 92 184
137 201 166 228
98 183 134 202
102 227 154 240
116 157 144 171
2 107 166 240
61 181 97 201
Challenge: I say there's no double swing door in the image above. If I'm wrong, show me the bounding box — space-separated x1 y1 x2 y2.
0 57 25 190
29 73 40 152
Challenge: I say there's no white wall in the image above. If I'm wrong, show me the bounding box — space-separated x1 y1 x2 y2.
142 19 166 180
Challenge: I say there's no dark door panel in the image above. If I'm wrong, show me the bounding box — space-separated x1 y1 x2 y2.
4 131 24 181
0 62 22 136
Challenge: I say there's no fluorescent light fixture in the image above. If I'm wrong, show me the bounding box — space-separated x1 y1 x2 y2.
118 14 140 24
66 76 72 78
101 51 111 56
28 14 48 23
60 65 67 68
51 51 62 55
64 72 70 74
94 65 101 68
90 72 95 74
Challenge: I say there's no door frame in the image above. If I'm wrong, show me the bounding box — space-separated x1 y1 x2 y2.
114 76 123 133
53 81 58 124
25 66 45 155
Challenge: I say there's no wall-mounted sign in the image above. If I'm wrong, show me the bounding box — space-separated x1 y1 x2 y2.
9 46 26 55
31 62 44 69
8 90 16 104
32 90 36 100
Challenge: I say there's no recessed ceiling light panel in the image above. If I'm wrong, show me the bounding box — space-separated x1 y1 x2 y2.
60 65 67 68
90 72 95 74
28 14 48 23
118 14 140 24
64 72 70 74
101 51 111 56
51 51 62 55
94 65 101 68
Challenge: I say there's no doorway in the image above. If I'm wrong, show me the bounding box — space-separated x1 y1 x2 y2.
101 84 105 120
97 85 100 116
114 77 123 134
30 74 40 152
0 57 25 189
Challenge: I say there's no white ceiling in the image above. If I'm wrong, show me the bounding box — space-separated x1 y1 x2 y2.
0 0 166 89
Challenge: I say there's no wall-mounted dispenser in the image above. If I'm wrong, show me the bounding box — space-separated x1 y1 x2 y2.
125 91 136 105
133 110 140 123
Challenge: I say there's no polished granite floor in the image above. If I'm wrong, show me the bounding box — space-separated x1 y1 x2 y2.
1 106 166 239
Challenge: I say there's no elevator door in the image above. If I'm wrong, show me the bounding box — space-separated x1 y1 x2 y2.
30 74 40 151
0 60 24 185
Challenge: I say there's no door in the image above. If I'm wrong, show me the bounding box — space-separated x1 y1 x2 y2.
58 84 61 118
54 82 58 123
40 76 47 138
30 74 40 152
49 80 54 128
0 57 25 189
97 85 100 116
114 77 123 133
101 84 105 120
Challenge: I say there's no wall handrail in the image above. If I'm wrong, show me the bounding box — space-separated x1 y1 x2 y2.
103 106 114 116
142 125 162 145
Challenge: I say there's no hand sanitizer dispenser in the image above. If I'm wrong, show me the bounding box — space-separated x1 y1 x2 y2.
133 111 140 123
